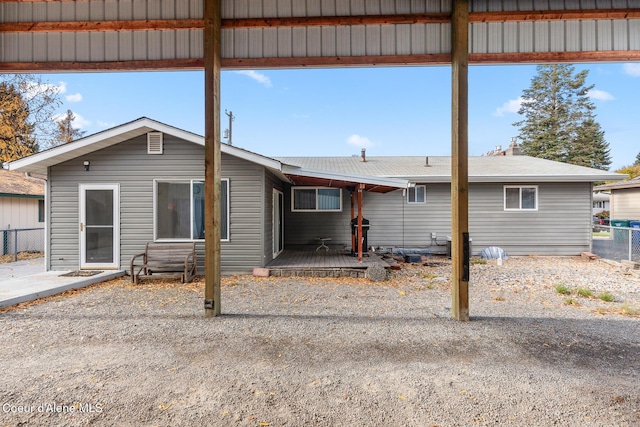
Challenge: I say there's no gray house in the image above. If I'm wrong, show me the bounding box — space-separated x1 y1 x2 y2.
595 176 640 221
5 118 624 274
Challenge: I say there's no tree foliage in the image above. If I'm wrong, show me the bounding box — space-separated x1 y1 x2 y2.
0 74 62 159
615 164 640 179
0 82 38 162
635 151 640 166
53 109 86 145
514 64 611 170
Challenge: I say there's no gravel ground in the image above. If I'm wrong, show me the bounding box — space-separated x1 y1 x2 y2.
1 256 639 427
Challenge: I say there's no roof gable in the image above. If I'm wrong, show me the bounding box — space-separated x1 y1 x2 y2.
5 117 282 175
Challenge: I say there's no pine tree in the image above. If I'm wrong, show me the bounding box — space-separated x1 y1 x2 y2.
514 64 611 170
0 82 38 162
635 151 640 166
53 109 86 145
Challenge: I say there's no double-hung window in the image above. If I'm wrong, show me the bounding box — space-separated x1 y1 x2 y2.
292 187 342 212
155 179 229 241
407 185 426 204
504 185 537 211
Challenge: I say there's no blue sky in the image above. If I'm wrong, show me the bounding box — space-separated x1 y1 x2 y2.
42 62 639 171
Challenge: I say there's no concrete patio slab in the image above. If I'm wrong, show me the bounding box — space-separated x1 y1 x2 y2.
0 259 125 309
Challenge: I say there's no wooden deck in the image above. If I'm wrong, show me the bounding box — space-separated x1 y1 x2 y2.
267 248 391 278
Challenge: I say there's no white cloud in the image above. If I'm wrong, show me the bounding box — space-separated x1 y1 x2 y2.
493 97 523 116
623 63 640 77
234 70 272 87
53 112 91 129
65 93 83 102
346 134 375 149
588 88 614 101
72 113 91 129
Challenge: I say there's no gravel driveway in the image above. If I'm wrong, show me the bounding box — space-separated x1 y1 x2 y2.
1 256 639 426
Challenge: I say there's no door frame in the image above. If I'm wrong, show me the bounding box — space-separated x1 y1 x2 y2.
272 188 284 259
79 183 120 269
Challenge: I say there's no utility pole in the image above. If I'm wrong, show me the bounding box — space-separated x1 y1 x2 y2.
224 110 235 146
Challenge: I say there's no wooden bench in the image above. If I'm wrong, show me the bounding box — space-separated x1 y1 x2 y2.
130 242 197 284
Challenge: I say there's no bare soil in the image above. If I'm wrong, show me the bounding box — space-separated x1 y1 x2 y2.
1 256 639 426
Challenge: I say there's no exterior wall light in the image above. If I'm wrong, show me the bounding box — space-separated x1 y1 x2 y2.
84 160 90 171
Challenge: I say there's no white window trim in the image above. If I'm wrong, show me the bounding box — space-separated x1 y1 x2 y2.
153 178 230 242
407 185 426 204
504 185 538 211
291 186 343 212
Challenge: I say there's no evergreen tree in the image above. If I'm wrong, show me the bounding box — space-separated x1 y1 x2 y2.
635 151 640 166
53 109 85 145
0 82 38 162
514 64 611 170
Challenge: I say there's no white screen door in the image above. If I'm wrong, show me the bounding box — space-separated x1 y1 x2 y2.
80 184 120 269
273 189 284 258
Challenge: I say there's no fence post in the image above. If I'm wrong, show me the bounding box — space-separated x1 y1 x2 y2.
13 228 18 262
629 228 633 262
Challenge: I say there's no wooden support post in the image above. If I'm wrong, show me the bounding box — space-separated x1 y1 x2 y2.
351 191 355 254
357 184 364 262
204 0 222 317
451 0 470 321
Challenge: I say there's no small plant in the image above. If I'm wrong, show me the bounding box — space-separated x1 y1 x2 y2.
471 258 487 265
599 291 615 302
555 283 571 295
576 288 593 298
620 304 639 316
423 273 438 280
563 298 579 306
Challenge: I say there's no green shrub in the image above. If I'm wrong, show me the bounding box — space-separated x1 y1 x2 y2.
555 283 571 295
576 288 593 298
599 291 615 302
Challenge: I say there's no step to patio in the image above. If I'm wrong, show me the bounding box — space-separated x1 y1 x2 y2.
268 267 370 279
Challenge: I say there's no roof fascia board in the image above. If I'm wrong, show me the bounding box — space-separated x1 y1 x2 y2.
6 118 159 171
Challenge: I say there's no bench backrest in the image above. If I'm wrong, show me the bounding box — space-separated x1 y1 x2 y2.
145 242 195 261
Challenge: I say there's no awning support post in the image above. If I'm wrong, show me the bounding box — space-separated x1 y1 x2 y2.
204 0 222 317
451 0 470 321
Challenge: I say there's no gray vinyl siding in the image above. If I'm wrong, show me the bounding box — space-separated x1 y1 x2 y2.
610 188 640 221
48 135 266 274
284 182 593 256
468 182 593 256
262 170 283 265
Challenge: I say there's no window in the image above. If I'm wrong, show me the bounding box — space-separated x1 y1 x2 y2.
38 199 45 222
291 187 342 212
407 185 426 204
155 179 229 241
504 185 538 210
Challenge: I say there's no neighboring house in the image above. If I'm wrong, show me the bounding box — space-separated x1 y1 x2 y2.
592 191 610 216
595 176 640 221
5 118 625 274
0 170 45 254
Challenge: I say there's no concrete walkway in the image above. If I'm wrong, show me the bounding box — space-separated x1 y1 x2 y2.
0 258 125 309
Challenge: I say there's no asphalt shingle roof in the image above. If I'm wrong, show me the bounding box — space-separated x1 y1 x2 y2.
277 155 623 182
0 170 44 197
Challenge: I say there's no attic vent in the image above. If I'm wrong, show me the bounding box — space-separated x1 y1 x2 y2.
147 132 163 154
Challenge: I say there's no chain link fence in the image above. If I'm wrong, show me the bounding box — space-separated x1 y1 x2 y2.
0 228 45 262
592 225 640 262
